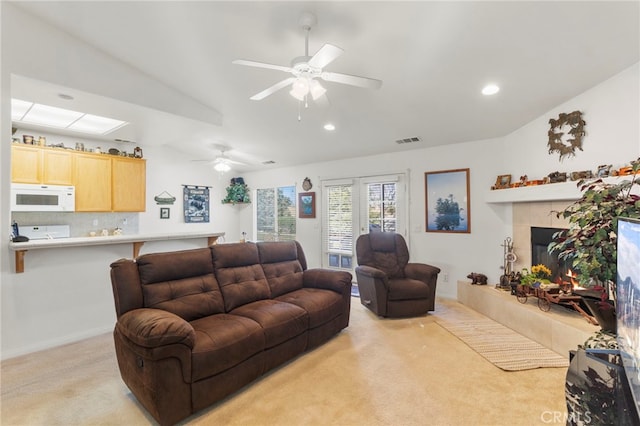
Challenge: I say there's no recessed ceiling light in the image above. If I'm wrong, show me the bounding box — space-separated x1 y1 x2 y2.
324 123 335 131
482 84 500 96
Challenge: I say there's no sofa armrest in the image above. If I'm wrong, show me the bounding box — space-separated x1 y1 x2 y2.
303 268 352 293
405 263 441 282
116 308 195 349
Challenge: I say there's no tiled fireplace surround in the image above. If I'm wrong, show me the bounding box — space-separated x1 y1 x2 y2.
458 200 599 357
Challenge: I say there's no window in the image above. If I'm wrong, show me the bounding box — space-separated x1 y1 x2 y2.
256 186 296 241
323 182 354 270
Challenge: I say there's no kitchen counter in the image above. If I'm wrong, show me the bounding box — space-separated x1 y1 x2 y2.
8 231 225 273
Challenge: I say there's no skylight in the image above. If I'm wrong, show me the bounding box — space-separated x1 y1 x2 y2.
11 98 128 135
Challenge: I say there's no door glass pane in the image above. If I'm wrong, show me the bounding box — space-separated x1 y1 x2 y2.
326 184 353 269
367 182 397 232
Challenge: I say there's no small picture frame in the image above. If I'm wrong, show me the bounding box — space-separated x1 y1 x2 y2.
493 174 511 189
160 207 170 219
298 192 316 219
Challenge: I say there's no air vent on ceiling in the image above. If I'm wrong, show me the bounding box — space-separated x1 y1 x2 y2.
262 160 276 165
395 137 422 145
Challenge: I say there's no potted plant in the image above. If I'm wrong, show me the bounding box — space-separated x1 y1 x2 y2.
222 177 250 205
548 158 640 332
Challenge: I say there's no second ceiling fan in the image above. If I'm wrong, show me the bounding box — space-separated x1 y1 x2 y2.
233 12 382 103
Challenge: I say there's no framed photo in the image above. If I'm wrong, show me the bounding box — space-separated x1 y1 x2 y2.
298 192 316 218
493 174 511 189
160 207 170 219
425 168 471 233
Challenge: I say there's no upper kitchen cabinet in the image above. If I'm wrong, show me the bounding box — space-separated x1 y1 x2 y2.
112 156 146 212
73 153 112 212
11 145 42 183
12 145 74 185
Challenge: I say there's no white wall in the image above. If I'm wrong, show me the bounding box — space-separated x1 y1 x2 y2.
240 137 511 300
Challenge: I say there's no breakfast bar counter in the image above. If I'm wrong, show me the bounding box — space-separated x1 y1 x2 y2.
8 231 225 273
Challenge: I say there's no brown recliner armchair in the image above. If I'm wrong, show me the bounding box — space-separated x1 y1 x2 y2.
355 232 441 317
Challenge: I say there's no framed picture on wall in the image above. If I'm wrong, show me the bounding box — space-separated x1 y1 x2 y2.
298 192 316 218
160 207 170 219
425 168 471 233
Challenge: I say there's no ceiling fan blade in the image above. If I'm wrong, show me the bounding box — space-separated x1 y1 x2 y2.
308 44 344 69
232 59 292 73
250 77 295 100
321 71 383 90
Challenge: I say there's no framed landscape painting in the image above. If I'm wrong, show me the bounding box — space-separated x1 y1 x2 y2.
425 168 470 233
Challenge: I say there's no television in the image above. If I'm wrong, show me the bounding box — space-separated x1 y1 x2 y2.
616 217 640 420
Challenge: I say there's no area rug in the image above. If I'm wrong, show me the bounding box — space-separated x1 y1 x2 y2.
436 316 570 371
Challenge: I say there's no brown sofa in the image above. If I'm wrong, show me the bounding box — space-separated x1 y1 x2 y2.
110 241 352 425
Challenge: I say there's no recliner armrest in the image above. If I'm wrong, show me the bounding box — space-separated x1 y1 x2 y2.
303 268 352 293
405 263 441 282
355 265 388 281
116 308 195 349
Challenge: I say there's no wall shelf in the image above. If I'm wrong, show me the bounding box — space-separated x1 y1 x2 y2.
8 231 225 273
485 176 631 204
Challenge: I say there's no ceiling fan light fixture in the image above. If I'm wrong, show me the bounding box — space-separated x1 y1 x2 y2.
309 80 326 100
290 78 310 101
214 161 231 173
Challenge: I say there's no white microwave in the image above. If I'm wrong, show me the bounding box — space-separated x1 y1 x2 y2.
10 183 75 212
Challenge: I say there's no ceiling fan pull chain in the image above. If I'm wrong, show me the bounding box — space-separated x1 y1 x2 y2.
298 101 302 122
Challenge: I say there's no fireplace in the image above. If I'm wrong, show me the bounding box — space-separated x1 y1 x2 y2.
531 226 569 283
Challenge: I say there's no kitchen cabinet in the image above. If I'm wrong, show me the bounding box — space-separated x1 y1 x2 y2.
73 153 112 212
112 156 146 212
11 144 146 212
42 149 74 185
11 145 74 185
11 145 42 183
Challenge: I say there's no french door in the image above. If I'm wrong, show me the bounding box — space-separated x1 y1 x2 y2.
321 173 407 275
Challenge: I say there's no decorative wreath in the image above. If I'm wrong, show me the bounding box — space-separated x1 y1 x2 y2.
547 110 586 161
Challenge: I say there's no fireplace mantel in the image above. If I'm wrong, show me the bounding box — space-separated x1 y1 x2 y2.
485 176 631 204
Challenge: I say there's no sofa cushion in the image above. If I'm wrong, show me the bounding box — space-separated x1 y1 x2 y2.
387 278 430 301
190 314 265 381
231 300 308 348
211 243 271 311
136 248 225 321
276 288 345 329
258 241 304 297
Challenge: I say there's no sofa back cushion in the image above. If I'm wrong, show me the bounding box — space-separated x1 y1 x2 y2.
257 241 305 298
211 243 271 311
136 248 225 321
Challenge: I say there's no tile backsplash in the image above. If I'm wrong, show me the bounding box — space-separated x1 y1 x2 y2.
11 212 139 238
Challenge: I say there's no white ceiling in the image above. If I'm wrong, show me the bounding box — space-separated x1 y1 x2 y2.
10 1 640 172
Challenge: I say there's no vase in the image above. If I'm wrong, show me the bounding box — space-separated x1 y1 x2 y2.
582 297 616 334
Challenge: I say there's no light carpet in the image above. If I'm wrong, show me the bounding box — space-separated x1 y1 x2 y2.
437 315 570 371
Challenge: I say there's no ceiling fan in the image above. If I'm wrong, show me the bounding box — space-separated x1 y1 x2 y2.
232 12 382 104
192 145 246 173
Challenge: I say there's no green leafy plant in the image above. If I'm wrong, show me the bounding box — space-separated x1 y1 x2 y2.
222 183 250 205
548 159 640 292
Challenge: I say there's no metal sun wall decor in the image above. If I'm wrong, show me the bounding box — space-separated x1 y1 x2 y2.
547 110 586 161
183 185 210 223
